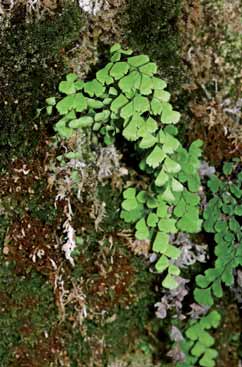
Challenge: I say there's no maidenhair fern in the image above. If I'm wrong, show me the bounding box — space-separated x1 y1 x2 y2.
47 44 242 367
178 160 242 367
46 43 203 290
178 311 221 367
194 160 242 306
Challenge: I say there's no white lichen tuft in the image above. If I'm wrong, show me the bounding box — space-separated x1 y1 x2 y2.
78 0 108 15
57 198 77 267
62 219 76 267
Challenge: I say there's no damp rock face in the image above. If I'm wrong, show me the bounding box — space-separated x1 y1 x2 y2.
126 0 182 90
0 3 85 170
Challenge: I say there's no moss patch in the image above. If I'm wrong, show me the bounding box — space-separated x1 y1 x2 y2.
0 263 59 367
125 0 182 91
0 3 85 170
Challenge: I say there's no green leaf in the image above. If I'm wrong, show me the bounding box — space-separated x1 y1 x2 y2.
161 103 180 124
223 162 233 176
155 169 169 187
155 255 169 272
146 145 165 168
94 110 110 122
110 62 130 80
57 126 73 139
183 191 200 206
139 133 157 149
154 89 170 102
139 116 158 136
136 191 148 203
47 105 53 115
168 264 180 276
135 218 150 240
75 80 85 90
205 311 221 328
46 97 56 106
147 212 158 227
187 174 200 192
196 274 211 288
72 93 88 112
158 218 177 233
164 245 181 259
161 133 180 154
109 87 118 95
147 197 158 208
84 80 105 97
186 324 200 341
194 288 214 306
66 73 78 82
110 43 121 53
133 95 150 113
177 211 202 233
235 205 242 216
212 279 223 298
152 77 167 90
59 80 76 95
96 63 113 85
120 102 134 119
156 200 168 218
139 62 157 75
118 71 141 92
111 94 129 113
173 198 186 217
111 51 121 62
191 341 206 357
162 274 178 289
120 205 144 223
139 74 153 95
207 175 222 193
229 183 242 198
123 114 144 141
229 218 240 232
200 350 217 367
122 197 138 211
151 98 163 115
161 186 175 203
171 178 184 192
123 187 136 199
56 95 75 115
164 157 181 173
87 98 104 109
153 232 169 253
69 116 93 128
128 55 150 67
65 152 81 159
221 265 234 286
199 331 215 347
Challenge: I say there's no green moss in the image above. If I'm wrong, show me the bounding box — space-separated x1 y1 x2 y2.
0 262 58 366
126 0 182 90
0 3 85 170
0 215 9 248
68 249 157 366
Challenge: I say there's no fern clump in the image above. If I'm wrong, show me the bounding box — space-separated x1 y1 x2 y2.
178 311 221 367
194 160 242 307
46 43 203 290
177 160 242 367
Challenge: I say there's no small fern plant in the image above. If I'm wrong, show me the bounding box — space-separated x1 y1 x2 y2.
178 311 221 367
178 160 242 367
46 43 203 290
194 160 242 306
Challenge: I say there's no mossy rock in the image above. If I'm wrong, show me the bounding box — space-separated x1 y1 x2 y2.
0 3 85 170
0 263 58 366
126 0 182 90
